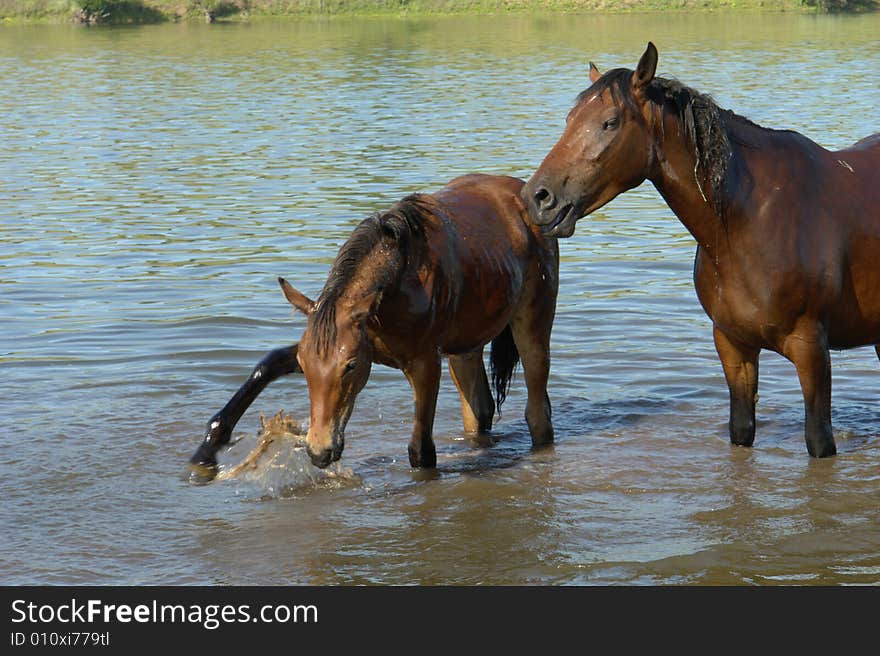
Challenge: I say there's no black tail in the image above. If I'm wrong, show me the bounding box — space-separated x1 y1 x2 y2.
489 324 520 413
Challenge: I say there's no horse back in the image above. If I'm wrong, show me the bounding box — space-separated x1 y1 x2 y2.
843 132 880 153
832 131 880 186
390 173 557 355
821 133 880 236
430 173 558 292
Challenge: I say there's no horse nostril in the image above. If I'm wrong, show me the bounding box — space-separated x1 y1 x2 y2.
308 447 333 469
534 187 556 211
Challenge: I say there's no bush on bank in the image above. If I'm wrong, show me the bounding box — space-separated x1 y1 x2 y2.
0 0 876 26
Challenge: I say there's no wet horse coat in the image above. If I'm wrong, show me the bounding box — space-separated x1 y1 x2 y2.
190 174 558 475
523 42 880 457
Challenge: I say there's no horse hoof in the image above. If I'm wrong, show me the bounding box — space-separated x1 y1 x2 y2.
529 432 555 447
808 444 837 458
530 441 555 454
408 447 437 469
188 459 218 484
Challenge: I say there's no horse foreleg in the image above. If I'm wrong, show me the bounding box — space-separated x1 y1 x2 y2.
713 325 760 448
189 344 302 476
783 326 836 458
511 317 554 447
448 350 495 434
403 354 441 468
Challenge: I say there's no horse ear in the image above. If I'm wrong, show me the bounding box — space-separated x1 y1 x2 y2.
278 277 315 316
633 41 658 94
589 61 602 84
349 290 383 326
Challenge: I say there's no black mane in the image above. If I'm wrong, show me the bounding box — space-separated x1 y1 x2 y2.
310 194 432 354
583 67 764 218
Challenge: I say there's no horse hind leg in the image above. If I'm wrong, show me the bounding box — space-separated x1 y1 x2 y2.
189 343 302 478
448 350 495 434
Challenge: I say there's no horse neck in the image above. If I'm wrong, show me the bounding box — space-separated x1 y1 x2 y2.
336 238 403 313
647 111 731 256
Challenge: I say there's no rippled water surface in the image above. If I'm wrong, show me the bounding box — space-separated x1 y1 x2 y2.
1 12 879 585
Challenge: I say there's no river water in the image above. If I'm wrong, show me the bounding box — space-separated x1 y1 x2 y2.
1 12 878 585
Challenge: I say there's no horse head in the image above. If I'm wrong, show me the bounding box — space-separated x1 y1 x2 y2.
523 42 660 237
279 277 378 468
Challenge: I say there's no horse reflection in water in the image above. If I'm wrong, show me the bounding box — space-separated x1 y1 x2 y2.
523 42 880 457
190 174 559 478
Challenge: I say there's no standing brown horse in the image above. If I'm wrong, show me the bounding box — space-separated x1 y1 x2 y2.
522 42 880 457
190 174 558 477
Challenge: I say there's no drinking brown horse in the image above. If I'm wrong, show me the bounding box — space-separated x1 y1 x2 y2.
522 42 880 457
190 174 558 477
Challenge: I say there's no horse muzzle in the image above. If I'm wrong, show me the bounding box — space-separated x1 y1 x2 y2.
306 433 345 469
541 203 579 238
521 180 580 237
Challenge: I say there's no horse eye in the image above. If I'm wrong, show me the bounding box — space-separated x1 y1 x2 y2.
343 359 358 373
603 117 619 131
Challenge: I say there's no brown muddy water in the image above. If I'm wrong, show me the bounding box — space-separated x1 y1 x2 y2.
1 13 878 585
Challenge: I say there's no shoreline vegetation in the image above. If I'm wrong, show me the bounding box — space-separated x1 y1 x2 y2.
0 0 876 26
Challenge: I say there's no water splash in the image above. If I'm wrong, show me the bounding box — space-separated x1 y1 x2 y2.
214 411 358 498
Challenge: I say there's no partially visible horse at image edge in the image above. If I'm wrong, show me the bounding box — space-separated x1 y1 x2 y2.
523 42 880 457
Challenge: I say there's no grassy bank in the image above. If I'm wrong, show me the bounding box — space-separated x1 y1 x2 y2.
1 0 876 25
